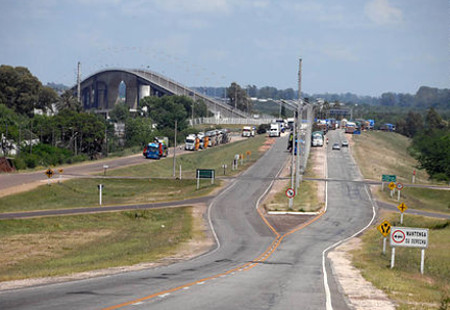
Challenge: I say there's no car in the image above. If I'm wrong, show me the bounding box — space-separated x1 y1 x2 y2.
341 140 349 147
332 143 340 150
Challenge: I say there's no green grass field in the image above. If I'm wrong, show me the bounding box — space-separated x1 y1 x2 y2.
352 213 449 309
0 208 195 281
0 135 267 213
109 135 266 178
0 135 269 282
352 131 449 214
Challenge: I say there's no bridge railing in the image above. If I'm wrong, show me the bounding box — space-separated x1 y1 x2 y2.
189 117 273 126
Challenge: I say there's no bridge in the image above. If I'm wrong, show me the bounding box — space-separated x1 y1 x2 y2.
73 69 248 118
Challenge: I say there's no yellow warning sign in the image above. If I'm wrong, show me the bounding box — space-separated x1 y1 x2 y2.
45 168 54 178
397 202 408 213
377 220 391 237
388 182 396 190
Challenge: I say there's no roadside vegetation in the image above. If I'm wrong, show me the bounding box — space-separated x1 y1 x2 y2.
263 147 323 212
351 131 450 214
350 123 449 309
352 213 449 309
0 208 196 281
0 135 267 213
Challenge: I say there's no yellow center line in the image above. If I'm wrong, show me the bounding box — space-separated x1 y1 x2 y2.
104 206 325 310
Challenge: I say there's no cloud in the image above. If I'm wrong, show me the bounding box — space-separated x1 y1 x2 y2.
365 0 403 25
152 0 231 14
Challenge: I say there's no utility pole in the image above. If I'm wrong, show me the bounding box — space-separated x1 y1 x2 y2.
77 61 81 103
295 58 302 191
173 120 177 178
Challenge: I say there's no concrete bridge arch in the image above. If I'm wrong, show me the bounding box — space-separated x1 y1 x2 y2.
74 69 247 118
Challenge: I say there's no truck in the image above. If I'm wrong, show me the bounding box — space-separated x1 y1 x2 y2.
242 126 252 137
311 131 324 147
143 137 168 159
345 122 356 134
185 134 197 151
269 123 281 137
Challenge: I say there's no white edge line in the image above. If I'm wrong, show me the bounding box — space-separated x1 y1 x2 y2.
322 133 377 310
202 139 286 260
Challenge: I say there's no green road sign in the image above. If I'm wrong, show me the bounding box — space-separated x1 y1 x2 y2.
382 174 396 182
197 169 215 179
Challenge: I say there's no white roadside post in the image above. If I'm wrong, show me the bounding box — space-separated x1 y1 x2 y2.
98 184 103 206
396 183 404 202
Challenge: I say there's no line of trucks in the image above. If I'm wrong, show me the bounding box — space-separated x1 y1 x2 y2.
143 129 231 159
185 129 231 151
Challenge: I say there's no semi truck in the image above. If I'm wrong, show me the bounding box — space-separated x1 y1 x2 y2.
311 131 324 147
269 123 281 137
185 134 197 151
242 126 254 137
143 137 168 159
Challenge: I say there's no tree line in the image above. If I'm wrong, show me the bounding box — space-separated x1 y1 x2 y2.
393 108 449 181
0 65 209 170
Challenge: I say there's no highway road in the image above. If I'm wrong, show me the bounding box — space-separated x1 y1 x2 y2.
0 131 376 310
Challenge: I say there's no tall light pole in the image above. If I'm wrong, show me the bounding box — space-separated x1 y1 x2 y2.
173 120 177 178
77 61 81 103
295 58 302 191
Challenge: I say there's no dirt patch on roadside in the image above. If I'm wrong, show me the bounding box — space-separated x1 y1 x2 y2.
0 204 213 291
328 238 396 310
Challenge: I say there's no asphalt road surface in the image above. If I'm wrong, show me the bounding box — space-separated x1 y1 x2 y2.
0 131 376 310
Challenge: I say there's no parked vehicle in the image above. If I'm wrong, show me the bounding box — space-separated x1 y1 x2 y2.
341 140 349 147
143 137 168 159
311 131 324 147
185 134 197 151
269 123 281 137
242 126 252 137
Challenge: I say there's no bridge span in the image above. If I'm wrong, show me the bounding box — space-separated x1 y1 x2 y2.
74 69 247 118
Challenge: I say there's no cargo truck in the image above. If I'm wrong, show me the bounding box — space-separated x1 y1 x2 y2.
143 137 168 159
311 131 324 147
269 123 281 137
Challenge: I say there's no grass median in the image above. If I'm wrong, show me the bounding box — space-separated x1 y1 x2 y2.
0 135 269 282
0 135 267 213
352 212 449 309
0 208 197 282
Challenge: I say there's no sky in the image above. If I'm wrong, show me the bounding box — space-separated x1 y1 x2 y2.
0 0 448 96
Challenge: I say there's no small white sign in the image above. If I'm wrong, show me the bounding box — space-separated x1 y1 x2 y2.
390 227 428 248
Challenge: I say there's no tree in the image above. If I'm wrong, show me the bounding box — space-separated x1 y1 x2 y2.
404 111 423 137
36 86 59 114
0 65 42 116
141 96 188 131
109 102 130 122
425 108 446 130
56 90 82 112
412 129 450 181
226 82 252 112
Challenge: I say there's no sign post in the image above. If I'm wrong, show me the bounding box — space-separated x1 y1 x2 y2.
382 174 397 191
58 168 64 184
45 168 54 185
377 220 391 255
396 182 404 201
286 188 295 209
390 226 428 274
196 169 215 190
98 184 104 205
397 202 408 224
388 182 396 198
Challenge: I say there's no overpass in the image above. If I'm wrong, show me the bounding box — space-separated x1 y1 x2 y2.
73 69 247 118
